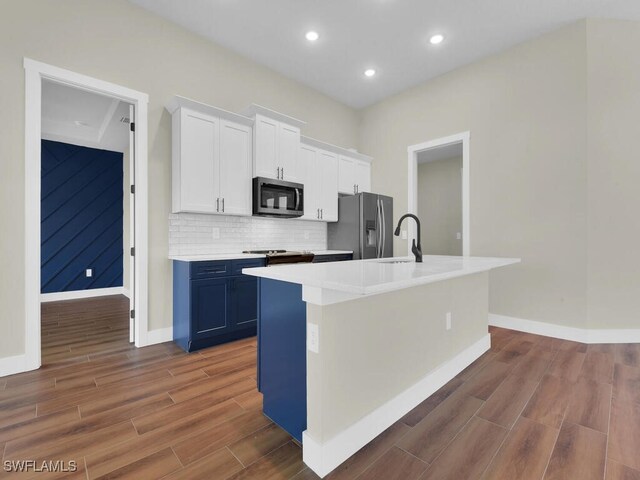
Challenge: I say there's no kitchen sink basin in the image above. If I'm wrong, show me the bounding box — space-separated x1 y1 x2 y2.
376 259 414 264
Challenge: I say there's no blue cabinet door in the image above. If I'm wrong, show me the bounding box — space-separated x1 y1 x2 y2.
191 277 230 340
232 275 259 329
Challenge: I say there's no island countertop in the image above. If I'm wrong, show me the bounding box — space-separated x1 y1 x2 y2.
243 255 520 296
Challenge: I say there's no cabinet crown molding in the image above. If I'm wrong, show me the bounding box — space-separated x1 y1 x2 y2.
301 135 372 163
242 104 306 128
166 96 253 127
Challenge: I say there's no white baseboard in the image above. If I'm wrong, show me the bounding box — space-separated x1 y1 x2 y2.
40 287 126 303
303 334 491 478
144 327 173 346
0 354 39 378
489 313 640 344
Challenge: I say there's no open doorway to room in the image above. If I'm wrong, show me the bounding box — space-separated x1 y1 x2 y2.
39 80 135 364
417 143 463 255
407 132 470 256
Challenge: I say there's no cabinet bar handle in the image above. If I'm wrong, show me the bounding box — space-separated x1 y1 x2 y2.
321 208 323 219
281 167 284 179
216 198 220 212
222 198 225 212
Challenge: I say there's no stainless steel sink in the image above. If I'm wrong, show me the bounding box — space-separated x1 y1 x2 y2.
376 259 414 264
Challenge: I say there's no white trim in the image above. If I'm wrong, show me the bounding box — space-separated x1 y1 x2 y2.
303 333 490 478
407 132 470 256
122 288 131 299
145 327 174 345
23 58 151 377
0 354 32 378
489 313 640 344
40 287 126 303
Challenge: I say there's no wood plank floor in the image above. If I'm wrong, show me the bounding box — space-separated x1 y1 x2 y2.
0 296 639 479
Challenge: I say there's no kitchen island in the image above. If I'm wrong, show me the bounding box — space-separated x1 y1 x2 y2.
243 255 520 478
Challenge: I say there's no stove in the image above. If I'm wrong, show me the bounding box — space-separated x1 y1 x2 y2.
243 250 315 266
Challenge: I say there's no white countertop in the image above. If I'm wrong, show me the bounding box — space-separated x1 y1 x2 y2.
243 255 520 296
169 250 353 262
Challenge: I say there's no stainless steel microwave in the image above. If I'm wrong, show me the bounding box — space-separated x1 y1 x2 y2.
252 177 304 218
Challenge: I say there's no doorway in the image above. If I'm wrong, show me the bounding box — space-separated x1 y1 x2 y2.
23 59 149 373
407 132 470 256
39 80 134 364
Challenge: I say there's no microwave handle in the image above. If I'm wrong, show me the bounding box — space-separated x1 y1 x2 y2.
295 188 300 210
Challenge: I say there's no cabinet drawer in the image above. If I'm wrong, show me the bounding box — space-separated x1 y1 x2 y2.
190 261 232 278
232 258 266 275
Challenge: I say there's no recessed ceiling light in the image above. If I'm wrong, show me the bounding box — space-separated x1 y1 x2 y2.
305 31 319 42
430 34 444 45
364 69 376 77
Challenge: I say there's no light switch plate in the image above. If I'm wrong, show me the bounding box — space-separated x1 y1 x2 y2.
401 230 408 240
307 323 320 353
446 312 452 330
86 269 93 278
212 227 220 240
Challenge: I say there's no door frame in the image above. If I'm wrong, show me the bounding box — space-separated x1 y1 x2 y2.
24 58 150 371
407 131 470 256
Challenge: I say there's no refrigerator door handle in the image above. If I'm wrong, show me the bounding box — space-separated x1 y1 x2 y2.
376 198 382 258
381 198 386 257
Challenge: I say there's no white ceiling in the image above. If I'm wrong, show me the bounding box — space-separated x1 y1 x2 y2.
129 0 640 108
42 80 131 153
417 143 462 164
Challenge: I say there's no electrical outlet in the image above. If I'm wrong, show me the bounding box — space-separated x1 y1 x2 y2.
307 323 320 353
401 230 408 240
304 231 310 240
86 269 93 278
212 227 220 240
446 312 452 330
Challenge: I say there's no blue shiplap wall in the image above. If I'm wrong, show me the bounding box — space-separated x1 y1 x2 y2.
41 140 124 293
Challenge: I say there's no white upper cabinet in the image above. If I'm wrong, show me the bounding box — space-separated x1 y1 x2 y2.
168 96 253 216
338 155 356 195
300 144 320 220
355 159 371 193
219 119 252 215
338 154 371 195
244 105 305 182
174 109 219 213
253 114 279 179
300 139 339 222
318 150 339 221
278 123 301 182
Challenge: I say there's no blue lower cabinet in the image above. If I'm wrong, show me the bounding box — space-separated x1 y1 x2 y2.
258 278 307 443
192 278 230 339
173 258 265 352
232 276 259 328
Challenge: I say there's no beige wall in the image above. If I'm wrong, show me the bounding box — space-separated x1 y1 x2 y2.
360 22 590 329
418 156 463 255
0 0 360 357
586 19 640 329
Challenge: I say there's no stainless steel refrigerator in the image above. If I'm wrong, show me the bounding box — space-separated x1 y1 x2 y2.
328 192 393 259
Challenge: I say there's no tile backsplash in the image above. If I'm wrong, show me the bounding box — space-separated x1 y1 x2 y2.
168 213 327 255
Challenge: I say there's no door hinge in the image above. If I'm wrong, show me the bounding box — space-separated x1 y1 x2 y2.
130 122 135 132
130 185 135 194
130 247 135 257
130 310 135 319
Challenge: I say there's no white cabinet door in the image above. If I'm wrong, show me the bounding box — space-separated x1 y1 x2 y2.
279 123 300 182
253 114 279 179
300 144 320 220
338 155 356 194
177 110 219 213
219 119 252 216
319 150 339 222
355 160 371 193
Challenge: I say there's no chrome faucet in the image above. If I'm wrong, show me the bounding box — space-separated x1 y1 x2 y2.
394 214 423 262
